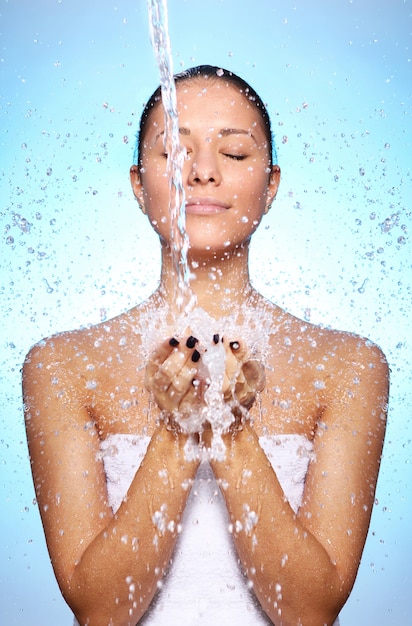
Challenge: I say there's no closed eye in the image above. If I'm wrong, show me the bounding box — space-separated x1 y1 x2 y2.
163 148 192 159
223 153 246 161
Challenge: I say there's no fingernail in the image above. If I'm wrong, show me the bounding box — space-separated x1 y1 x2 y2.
186 336 198 349
191 349 201 363
169 337 179 347
230 341 240 351
213 334 220 344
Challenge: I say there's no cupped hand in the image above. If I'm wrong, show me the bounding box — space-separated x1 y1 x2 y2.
221 338 266 412
145 334 266 436
145 335 205 419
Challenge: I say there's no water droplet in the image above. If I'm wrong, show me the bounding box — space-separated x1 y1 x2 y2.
42 278 54 294
13 213 31 233
380 213 399 233
235 519 243 533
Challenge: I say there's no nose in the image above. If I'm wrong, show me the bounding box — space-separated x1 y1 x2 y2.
187 147 222 186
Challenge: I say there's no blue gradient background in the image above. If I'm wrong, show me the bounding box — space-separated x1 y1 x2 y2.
1 1 411 623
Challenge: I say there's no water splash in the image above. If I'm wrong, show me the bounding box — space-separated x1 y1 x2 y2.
147 0 195 314
140 303 272 460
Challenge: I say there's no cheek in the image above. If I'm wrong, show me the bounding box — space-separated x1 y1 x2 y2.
239 171 269 207
142 168 168 203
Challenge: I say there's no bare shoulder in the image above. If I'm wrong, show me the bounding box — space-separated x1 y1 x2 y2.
307 323 389 433
314 323 389 383
270 302 388 376
23 325 96 388
22 326 97 437
23 307 143 377
314 321 387 359
262 302 389 429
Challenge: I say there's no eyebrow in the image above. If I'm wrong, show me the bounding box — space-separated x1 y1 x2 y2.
154 127 191 143
219 128 257 143
154 127 257 143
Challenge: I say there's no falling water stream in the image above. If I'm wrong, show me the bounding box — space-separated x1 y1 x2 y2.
146 0 229 457
147 0 194 314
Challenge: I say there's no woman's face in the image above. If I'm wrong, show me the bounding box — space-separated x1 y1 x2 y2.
131 78 280 256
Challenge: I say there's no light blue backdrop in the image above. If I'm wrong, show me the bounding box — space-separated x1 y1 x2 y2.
1 0 411 623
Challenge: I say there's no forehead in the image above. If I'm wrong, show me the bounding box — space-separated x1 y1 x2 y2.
148 79 266 136
177 79 252 109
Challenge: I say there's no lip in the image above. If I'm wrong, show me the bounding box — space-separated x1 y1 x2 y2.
185 197 230 215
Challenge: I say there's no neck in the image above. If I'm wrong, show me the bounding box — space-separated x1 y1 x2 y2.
157 241 256 318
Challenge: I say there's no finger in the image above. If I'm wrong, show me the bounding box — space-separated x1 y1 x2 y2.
154 337 200 387
222 336 248 376
152 337 182 366
159 349 188 379
225 337 248 361
221 346 242 396
145 335 205 415
171 362 198 393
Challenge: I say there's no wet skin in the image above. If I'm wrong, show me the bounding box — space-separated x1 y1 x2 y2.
23 78 388 626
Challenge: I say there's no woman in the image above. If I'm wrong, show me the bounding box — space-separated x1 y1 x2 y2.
23 66 389 626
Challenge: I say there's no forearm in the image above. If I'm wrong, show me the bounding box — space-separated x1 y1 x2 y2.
211 426 343 626
68 425 199 626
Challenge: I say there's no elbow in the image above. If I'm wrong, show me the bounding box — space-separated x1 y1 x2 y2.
301 606 342 626
291 584 349 626
62 576 150 626
267 605 342 626
70 603 139 626
262 579 348 626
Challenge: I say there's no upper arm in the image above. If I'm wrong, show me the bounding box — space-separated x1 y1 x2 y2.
299 337 389 596
22 337 113 596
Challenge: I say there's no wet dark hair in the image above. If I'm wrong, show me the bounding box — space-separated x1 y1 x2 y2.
133 64 277 168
